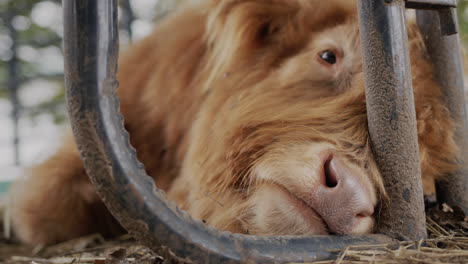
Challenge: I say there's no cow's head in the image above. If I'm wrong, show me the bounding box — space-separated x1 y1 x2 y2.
175 0 459 236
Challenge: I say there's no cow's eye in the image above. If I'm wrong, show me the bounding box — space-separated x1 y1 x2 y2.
319 50 337 65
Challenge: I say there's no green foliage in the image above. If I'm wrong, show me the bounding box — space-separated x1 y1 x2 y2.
0 0 64 123
457 0 468 44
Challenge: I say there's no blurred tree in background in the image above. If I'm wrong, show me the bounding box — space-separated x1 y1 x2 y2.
0 0 160 166
0 0 64 165
458 0 468 44
0 0 467 166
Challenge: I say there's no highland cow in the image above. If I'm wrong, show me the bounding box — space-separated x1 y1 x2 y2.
10 0 459 245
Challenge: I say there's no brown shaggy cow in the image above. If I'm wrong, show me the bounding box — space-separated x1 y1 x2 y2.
10 0 459 245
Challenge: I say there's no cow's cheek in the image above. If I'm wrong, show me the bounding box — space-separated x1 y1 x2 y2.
245 184 328 236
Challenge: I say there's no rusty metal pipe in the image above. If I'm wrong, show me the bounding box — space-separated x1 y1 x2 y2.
357 0 427 240
416 10 468 214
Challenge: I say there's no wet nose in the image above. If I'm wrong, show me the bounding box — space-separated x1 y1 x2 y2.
310 155 375 234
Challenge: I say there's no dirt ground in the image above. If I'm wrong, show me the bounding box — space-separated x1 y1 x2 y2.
1 203 467 264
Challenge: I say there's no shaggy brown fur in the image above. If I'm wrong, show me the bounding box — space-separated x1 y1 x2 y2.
10 0 459 245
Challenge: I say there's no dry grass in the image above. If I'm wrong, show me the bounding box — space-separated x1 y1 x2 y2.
0 234 164 264
311 204 468 264
311 237 468 264
0 202 467 264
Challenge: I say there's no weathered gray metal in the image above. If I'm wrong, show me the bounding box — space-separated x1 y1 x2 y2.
416 10 468 214
406 0 458 35
405 0 456 9
357 0 427 241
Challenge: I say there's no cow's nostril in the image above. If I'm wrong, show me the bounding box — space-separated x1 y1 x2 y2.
313 155 376 234
323 155 338 188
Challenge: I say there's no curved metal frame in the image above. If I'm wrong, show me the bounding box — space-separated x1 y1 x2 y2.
63 1 392 263
63 0 466 263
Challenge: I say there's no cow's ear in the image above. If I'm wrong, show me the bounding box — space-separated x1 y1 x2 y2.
205 0 354 58
203 0 354 89
206 0 301 52
202 0 301 90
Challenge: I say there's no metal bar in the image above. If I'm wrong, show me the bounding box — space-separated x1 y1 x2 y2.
437 8 458 35
405 0 456 9
416 10 468 214
406 0 458 36
357 0 427 240
63 0 392 263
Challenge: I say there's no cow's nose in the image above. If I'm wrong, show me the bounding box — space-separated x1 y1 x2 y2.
310 155 375 234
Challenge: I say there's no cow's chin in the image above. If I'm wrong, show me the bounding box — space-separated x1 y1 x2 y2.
245 183 375 236
246 184 328 236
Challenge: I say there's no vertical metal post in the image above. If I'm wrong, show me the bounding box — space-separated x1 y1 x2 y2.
357 0 427 240
6 3 21 166
416 10 468 213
